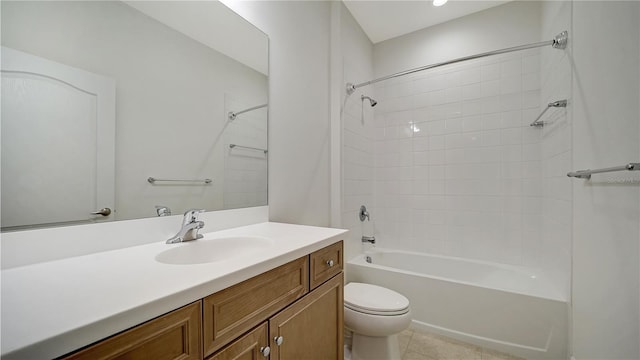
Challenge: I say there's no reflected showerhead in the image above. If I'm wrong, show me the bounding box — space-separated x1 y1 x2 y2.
361 95 377 107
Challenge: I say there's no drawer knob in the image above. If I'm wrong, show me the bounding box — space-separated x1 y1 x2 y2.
260 346 271 357
326 260 335 267
274 335 284 346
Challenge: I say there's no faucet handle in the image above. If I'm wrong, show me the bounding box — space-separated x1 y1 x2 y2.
183 208 205 224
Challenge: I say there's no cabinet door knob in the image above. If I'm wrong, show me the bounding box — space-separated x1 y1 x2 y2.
326 260 334 267
260 346 271 357
274 335 284 346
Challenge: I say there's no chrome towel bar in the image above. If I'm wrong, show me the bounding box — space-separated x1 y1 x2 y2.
147 177 212 184
229 144 268 154
567 163 640 179
530 99 567 127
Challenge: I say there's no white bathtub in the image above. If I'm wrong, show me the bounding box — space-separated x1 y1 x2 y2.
347 249 568 360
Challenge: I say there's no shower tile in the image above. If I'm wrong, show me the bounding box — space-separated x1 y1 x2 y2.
428 180 445 195
444 118 462 134
522 73 540 92
413 166 430 180
481 96 501 114
482 129 501 147
481 62 500 81
427 120 447 135
430 89 447 106
501 58 522 78
459 66 482 85
500 93 522 112
462 115 483 132
522 53 541 74
500 110 522 128
462 99 484 116
500 76 522 95
501 128 522 145
481 114 502 130
428 135 445 150
413 92 431 109
521 90 540 109
462 83 482 100
413 137 430 152
445 87 462 103
482 80 500 98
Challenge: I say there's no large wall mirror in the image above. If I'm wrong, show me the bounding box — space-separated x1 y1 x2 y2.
1 1 268 231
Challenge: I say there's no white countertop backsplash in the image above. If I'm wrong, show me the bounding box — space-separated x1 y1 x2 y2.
1 213 347 359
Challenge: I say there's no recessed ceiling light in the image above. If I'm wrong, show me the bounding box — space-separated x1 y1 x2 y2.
433 0 448 7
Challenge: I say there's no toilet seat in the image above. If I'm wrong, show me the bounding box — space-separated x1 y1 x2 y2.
344 282 410 316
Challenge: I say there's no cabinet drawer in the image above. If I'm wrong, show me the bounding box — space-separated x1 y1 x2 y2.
203 256 308 357
63 301 201 360
309 241 343 289
206 322 269 360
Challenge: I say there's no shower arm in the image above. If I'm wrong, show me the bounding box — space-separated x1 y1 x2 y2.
228 103 268 121
346 31 568 95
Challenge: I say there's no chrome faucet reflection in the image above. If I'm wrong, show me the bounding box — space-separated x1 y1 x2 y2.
166 209 205 244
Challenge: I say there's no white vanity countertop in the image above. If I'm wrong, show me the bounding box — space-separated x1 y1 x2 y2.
1 222 348 359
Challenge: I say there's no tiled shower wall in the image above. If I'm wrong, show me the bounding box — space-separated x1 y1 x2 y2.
371 49 546 267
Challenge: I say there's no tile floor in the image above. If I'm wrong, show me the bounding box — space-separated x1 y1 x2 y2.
398 328 525 360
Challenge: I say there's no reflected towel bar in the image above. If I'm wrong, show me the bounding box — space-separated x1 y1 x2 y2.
567 163 640 179
229 144 268 154
147 177 212 184
530 99 567 127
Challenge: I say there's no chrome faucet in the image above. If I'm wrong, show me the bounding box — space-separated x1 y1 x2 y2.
166 209 205 244
362 235 376 244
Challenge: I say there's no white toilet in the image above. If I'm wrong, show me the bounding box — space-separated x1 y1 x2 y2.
344 282 411 360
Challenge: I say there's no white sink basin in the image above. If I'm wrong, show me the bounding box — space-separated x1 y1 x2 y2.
155 236 273 265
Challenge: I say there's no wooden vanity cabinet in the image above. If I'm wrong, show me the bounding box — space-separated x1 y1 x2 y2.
309 241 343 290
63 301 202 360
206 322 269 360
202 257 309 356
268 273 343 360
62 241 343 360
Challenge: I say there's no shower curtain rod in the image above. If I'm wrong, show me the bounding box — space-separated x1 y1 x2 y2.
228 103 268 121
346 30 568 95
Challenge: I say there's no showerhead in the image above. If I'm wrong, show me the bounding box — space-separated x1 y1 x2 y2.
361 95 377 107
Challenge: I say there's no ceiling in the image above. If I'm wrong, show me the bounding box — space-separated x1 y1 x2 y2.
343 0 509 44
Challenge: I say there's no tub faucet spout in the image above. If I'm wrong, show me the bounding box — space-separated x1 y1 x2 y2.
362 235 376 244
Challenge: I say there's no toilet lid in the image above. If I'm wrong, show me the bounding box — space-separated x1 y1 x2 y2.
344 282 410 315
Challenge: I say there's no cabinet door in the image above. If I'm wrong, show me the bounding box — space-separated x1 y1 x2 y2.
269 273 343 360
203 257 308 357
64 301 201 360
207 322 269 360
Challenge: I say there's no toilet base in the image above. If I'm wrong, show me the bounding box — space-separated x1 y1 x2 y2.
351 333 401 360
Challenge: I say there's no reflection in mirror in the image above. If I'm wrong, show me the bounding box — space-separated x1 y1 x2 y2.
1 1 268 231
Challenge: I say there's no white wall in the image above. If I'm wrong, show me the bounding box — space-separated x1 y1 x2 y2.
540 0 573 302
338 3 375 262
2 1 268 221
373 1 542 80
571 2 640 359
220 1 333 227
